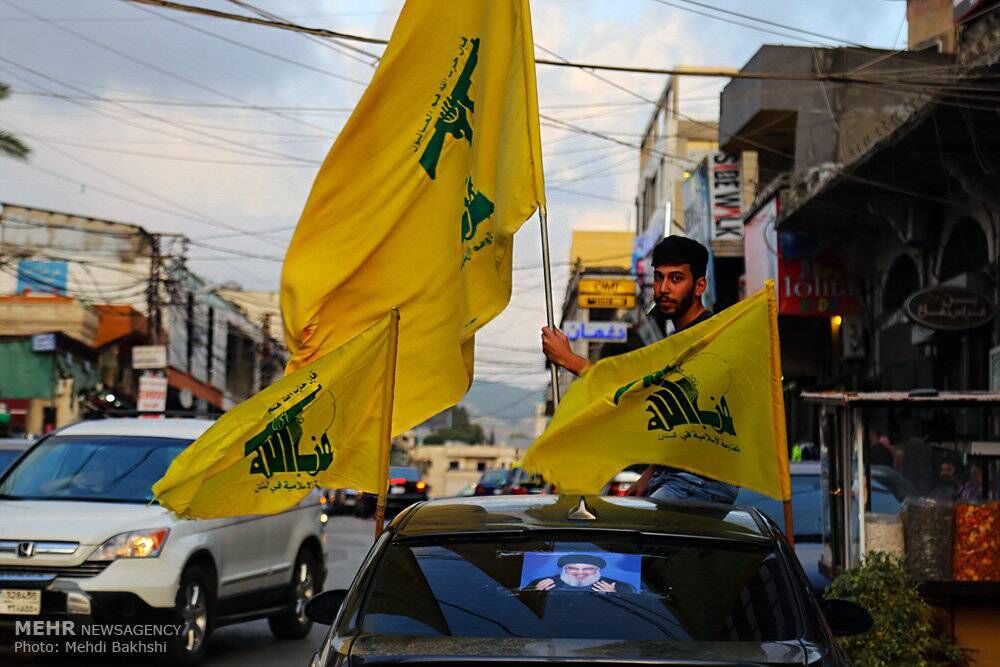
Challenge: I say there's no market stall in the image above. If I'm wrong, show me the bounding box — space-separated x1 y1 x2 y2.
803 391 1000 661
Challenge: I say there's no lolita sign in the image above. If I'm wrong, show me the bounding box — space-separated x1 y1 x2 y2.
905 287 995 331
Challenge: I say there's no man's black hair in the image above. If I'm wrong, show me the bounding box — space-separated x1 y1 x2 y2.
651 235 709 280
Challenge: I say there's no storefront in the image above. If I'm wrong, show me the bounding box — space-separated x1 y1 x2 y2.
743 195 863 445
804 391 1000 662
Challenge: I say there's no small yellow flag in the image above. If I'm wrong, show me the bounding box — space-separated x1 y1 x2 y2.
523 282 791 501
281 0 545 435
153 313 398 519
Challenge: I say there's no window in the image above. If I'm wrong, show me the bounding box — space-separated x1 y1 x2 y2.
0 436 188 503
448 461 460 471
476 462 486 472
389 466 421 482
882 255 919 314
940 218 988 281
479 470 508 485
362 535 799 641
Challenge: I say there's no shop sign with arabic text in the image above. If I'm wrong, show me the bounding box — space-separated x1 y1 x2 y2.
904 287 995 331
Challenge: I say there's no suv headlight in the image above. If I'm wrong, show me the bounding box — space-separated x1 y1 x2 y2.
90 528 170 560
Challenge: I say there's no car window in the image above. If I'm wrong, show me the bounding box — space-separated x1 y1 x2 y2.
0 450 23 474
389 466 421 482
736 475 823 542
510 468 545 488
0 435 188 503
361 535 800 641
479 470 508 484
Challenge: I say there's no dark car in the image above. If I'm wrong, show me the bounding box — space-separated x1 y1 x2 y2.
500 466 547 495
356 465 429 517
473 468 509 496
305 495 871 666
735 462 916 593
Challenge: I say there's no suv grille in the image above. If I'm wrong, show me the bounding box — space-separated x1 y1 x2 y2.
0 561 111 578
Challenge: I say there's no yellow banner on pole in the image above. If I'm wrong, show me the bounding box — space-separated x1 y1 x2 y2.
524 282 791 501
153 313 398 519
280 0 545 435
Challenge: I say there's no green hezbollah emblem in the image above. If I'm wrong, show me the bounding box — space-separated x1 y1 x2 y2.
462 176 494 242
613 359 737 437
244 387 335 479
419 37 480 180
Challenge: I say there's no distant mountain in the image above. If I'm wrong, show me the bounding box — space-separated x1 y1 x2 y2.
462 380 544 423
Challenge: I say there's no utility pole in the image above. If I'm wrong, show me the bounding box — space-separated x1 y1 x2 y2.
146 233 162 344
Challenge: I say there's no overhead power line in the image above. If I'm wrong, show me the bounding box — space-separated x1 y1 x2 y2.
0 56 317 164
224 0 381 66
651 0 867 48
2 0 340 137
118 0 391 44
116 0 1000 90
124 1 369 85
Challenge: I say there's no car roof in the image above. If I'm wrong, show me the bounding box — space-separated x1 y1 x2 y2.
55 418 214 440
395 495 770 544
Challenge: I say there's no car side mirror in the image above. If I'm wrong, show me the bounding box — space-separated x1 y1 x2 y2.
821 598 873 637
305 589 348 625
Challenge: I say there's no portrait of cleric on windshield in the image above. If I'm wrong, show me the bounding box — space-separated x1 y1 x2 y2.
523 554 638 593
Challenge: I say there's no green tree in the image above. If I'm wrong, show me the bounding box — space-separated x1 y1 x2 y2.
828 552 967 667
1 84 30 160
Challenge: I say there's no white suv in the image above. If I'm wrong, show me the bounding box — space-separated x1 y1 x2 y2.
0 418 327 664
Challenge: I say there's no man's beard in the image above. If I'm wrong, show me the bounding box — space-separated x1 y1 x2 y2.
658 286 695 321
560 572 601 588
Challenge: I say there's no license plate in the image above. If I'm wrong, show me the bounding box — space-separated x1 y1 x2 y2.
390 486 406 495
0 589 41 615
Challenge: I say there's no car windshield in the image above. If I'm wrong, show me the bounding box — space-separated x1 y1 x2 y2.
0 435 188 503
510 468 545 488
0 450 24 474
390 466 421 482
479 470 508 485
361 535 799 642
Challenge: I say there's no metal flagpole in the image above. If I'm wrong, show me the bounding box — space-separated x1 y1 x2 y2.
783 499 795 548
374 308 400 539
538 207 561 408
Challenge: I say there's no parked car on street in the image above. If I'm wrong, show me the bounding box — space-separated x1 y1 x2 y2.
356 465 428 517
0 418 327 665
327 488 360 515
736 461 916 592
473 468 509 496
305 494 871 666
500 466 548 495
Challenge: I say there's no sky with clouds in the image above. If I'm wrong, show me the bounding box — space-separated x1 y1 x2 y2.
0 0 907 396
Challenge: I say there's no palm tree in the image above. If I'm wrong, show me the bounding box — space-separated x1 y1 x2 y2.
0 83 29 159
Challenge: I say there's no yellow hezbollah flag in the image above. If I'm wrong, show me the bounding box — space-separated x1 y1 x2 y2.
153 313 398 519
523 282 791 501
281 0 545 434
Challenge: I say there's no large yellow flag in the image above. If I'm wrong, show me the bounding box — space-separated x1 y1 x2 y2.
523 283 791 501
153 313 397 519
281 0 545 434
